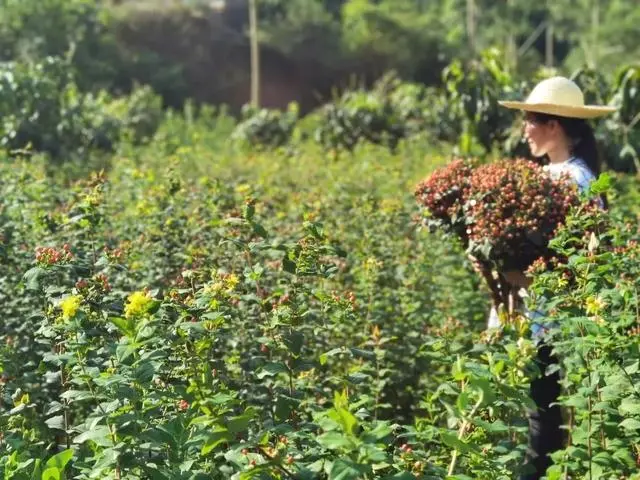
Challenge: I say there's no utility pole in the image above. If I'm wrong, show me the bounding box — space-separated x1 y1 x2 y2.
248 0 260 108
466 0 476 53
506 0 517 71
591 0 599 67
545 21 554 67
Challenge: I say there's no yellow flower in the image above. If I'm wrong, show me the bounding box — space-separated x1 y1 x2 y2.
125 291 153 319
60 295 82 320
586 296 607 316
225 274 239 291
235 183 252 195
364 257 383 272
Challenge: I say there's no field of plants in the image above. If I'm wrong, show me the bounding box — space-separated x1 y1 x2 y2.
1 64 640 478
2 1 640 477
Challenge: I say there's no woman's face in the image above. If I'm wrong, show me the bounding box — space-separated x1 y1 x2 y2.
522 114 559 157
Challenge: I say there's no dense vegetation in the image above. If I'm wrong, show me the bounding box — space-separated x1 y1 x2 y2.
2 1 640 479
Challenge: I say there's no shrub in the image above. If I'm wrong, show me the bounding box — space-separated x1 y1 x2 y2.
105 84 164 145
0 57 120 159
313 75 425 153
596 65 640 173
231 103 299 150
0 57 163 162
526 203 640 479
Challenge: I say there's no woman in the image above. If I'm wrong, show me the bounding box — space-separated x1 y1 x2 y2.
480 76 615 479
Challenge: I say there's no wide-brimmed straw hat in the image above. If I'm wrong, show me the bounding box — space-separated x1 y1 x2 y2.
498 76 616 119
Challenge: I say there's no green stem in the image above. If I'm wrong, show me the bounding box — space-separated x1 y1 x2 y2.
447 394 483 476
73 332 121 479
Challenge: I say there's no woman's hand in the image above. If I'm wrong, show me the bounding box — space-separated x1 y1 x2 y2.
467 254 488 276
468 255 504 306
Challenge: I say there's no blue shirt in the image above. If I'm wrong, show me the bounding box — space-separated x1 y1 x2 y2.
529 156 599 338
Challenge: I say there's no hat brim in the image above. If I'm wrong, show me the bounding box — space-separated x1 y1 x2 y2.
498 101 617 119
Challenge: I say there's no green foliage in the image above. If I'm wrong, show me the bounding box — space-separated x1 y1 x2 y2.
2 76 640 479
0 57 163 162
0 57 120 160
313 74 428 153
232 104 299 150
437 49 528 156
0 120 509 478
2 2 640 478
597 65 640 173
525 189 640 479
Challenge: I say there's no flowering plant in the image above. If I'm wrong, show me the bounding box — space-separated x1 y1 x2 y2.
464 159 581 271
414 158 474 242
416 158 582 272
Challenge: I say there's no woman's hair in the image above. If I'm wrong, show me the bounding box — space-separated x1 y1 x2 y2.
526 112 607 208
526 112 602 175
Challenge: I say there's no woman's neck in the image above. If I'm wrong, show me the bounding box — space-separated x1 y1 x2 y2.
546 144 572 164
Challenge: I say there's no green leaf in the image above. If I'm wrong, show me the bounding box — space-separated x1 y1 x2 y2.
41 467 61 480
347 372 370 384
319 347 346 365
274 395 299 422
381 473 417 480
328 406 358 436
470 377 495 406
110 317 135 337
44 449 73 470
23 267 45 291
589 172 612 194
282 254 297 274
283 330 304 356
619 397 640 415
227 413 253 434
250 221 268 238
349 348 375 361
238 464 276 479
619 418 640 430
456 392 469 412
74 426 113 447
201 427 232 455
256 362 289 379
29 459 42 480
329 459 370 480
592 451 616 467
363 422 393 442
440 432 481 455
60 390 94 402
45 415 65 430
317 431 355 450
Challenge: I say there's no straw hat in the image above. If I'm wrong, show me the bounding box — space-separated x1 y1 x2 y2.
498 76 616 119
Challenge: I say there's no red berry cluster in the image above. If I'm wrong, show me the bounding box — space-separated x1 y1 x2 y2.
35 244 73 266
94 273 112 292
415 158 583 270
74 273 111 294
399 443 413 454
330 290 357 310
414 159 473 236
464 159 580 270
103 246 125 263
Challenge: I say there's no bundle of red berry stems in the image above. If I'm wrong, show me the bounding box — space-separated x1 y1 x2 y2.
414 158 585 273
